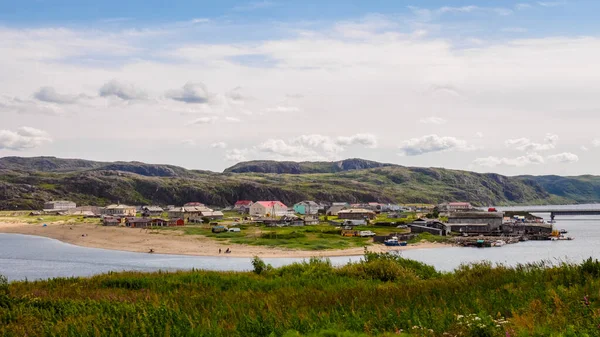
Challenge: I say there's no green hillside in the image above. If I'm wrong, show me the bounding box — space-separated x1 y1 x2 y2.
0 156 581 210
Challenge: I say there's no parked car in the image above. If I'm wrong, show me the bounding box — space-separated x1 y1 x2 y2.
211 225 227 233
396 224 408 229
359 230 376 237
228 227 241 232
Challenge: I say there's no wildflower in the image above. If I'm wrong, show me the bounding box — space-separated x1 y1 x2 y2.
584 295 590 306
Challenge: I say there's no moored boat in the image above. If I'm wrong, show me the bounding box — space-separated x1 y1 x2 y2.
384 237 407 246
492 240 506 247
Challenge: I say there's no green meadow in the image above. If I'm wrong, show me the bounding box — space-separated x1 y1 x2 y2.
2 253 600 336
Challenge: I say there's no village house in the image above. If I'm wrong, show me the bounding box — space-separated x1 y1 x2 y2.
125 217 152 228
168 218 185 226
293 201 319 215
201 210 224 220
101 204 137 217
447 211 504 234
150 218 169 227
167 205 214 221
141 206 164 217
303 214 320 225
379 204 401 212
409 218 448 236
43 200 76 211
326 205 347 216
102 217 121 226
233 200 253 213
337 208 376 220
438 202 473 212
249 201 288 217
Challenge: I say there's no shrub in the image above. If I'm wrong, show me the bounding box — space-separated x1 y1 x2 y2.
0 274 7 295
252 256 272 275
581 257 600 278
363 252 440 279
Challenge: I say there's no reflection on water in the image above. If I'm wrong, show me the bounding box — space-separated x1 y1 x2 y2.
2 215 600 281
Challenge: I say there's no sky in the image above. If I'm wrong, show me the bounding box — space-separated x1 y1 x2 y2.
1 0 600 175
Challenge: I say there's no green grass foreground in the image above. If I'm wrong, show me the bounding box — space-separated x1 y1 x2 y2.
2 254 600 336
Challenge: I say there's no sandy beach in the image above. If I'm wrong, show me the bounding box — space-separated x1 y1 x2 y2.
0 221 452 258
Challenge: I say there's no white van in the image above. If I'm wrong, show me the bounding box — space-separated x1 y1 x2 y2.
228 227 241 232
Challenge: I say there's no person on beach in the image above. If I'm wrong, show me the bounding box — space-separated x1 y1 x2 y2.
219 248 221 254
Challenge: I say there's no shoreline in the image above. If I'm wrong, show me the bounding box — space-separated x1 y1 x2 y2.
0 222 452 258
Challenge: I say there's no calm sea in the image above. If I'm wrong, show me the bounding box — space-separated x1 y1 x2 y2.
2 213 600 281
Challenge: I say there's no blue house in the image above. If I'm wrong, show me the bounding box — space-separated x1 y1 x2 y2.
293 201 319 215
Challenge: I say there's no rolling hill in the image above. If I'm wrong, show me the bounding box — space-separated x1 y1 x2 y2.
0 156 595 210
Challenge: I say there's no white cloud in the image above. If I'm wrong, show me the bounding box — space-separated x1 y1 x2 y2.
188 116 218 125
225 116 241 123
256 139 318 158
492 8 513 16
0 96 63 116
225 149 247 162
166 82 212 104
592 139 600 147
438 6 479 14
99 80 147 100
293 134 344 153
398 134 473 156
290 133 377 153
419 116 447 125
547 152 579 163
516 3 532 10
211 141 227 149
0 127 52 150
266 106 300 113
537 1 566 7
225 86 250 104
412 5 513 18
34 86 82 104
473 153 545 167
191 18 210 24
581 146 589 152
475 132 484 138
335 133 377 148
505 133 558 151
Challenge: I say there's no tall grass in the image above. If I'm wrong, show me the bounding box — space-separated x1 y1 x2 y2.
2 256 600 336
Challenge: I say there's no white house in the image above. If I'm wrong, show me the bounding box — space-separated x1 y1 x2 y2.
250 201 288 217
43 200 76 210
101 204 137 216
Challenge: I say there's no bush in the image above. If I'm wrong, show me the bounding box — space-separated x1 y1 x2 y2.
252 256 272 275
581 257 600 277
363 252 441 280
0 274 7 295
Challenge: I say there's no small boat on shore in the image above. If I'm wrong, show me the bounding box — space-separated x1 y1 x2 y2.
559 229 568 234
492 240 506 247
384 237 407 246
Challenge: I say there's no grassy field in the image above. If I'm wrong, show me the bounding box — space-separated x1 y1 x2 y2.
2 253 600 336
157 224 379 250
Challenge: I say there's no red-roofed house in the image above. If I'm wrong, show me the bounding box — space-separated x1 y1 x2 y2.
234 200 253 212
250 201 288 217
